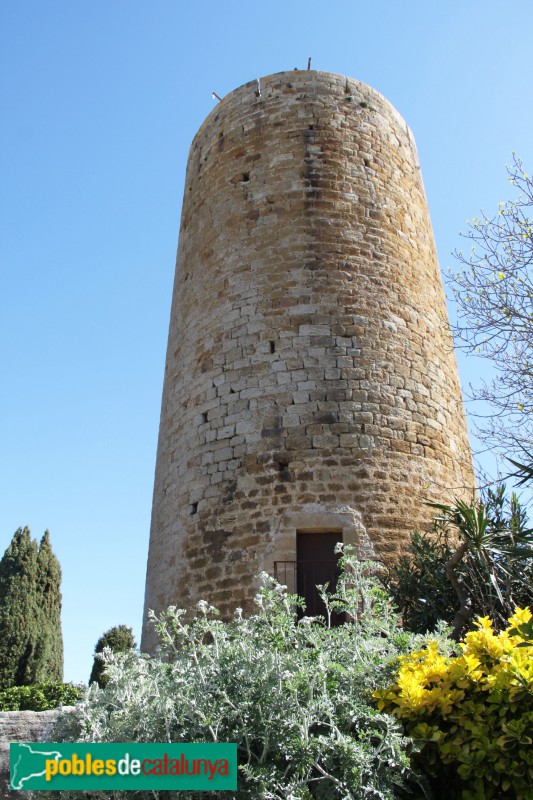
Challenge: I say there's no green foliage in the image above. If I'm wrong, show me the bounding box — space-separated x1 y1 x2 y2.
0 682 82 711
0 527 63 688
0 527 38 687
37 551 439 800
430 489 533 638
509 616 533 647
89 624 136 687
35 531 64 683
376 608 533 799
386 487 533 637
385 527 458 633
508 455 533 488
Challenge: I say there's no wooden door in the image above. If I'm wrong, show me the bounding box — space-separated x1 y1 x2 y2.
296 531 343 623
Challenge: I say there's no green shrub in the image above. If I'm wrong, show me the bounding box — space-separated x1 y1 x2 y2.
89 624 136 687
0 682 82 711
34 550 440 800
385 527 458 633
386 487 533 637
375 608 533 799
0 528 63 688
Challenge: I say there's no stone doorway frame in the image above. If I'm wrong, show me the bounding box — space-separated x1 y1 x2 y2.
262 502 375 580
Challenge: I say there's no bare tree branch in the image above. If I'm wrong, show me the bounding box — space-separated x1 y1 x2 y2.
447 155 533 458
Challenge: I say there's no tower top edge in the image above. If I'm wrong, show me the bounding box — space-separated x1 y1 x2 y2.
193 69 413 147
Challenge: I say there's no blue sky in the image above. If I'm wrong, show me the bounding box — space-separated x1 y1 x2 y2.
1 0 532 684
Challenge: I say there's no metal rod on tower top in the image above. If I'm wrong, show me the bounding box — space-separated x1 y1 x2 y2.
307 57 312 70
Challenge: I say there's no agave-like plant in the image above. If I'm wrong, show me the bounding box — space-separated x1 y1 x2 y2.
508 454 533 487
429 495 533 639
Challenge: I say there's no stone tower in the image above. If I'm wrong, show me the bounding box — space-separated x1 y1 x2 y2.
142 70 474 651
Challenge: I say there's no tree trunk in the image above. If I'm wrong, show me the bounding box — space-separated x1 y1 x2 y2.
447 540 472 641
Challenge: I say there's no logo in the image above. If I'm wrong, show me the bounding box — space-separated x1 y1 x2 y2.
10 742 237 791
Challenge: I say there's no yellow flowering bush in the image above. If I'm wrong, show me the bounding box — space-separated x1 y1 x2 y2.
375 608 533 799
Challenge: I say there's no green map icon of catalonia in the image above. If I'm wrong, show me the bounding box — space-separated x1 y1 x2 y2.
11 743 63 790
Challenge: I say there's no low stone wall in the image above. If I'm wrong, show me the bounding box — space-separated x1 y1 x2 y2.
0 708 72 798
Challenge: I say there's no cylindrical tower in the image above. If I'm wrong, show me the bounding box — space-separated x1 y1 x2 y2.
142 70 474 651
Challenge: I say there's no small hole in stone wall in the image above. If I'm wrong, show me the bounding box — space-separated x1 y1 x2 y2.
277 459 292 482
201 412 208 424
190 502 198 515
308 125 314 131
269 341 276 354
364 159 370 167
242 172 250 182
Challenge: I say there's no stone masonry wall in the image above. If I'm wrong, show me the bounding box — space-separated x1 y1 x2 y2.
142 70 474 651
0 709 67 797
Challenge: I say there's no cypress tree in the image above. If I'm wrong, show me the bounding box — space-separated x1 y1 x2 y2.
0 528 38 688
0 528 63 688
89 625 136 687
34 531 63 683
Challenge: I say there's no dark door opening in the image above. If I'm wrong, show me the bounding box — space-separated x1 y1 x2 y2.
296 531 343 625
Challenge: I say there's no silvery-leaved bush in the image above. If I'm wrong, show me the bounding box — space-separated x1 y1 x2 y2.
33 548 446 799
